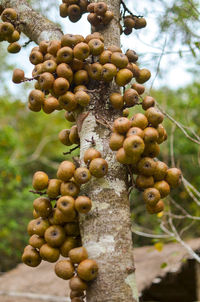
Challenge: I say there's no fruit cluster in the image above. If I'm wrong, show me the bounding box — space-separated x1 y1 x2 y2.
87 2 114 27
122 15 147 36
12 32 151 114
109 97 182 214
59 0 89 22
22 148 108 301
0 8 21 53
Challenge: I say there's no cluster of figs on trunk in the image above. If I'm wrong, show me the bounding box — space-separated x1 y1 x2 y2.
22 147 108 301
110 97 182 214
0 7 22 53
12 31 151 113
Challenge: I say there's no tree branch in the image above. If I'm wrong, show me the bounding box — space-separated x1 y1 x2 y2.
0 0 63 43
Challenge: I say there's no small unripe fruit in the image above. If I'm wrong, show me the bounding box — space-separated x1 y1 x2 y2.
40 243 60 262
12 68 25 84
89 158 108 178
126 127 144 139
69 247 88 264
75 196 92 214
88 38 104 56
77 259 98 281
55 260 75 280
59 129 72 146
111 52 128 69
69 275 88 291
29 235 45 249
131 83 145 95
142 96 155 110
116 147 133 164
115 68 133 86
32 171 49 191
74 167 91 184
74 42 90 60
60 237 79 257
143 188 161 206
60 181 80 197
136 175 154 189
57 161 76 181
33 197 52 218
123 135 145 156
165 168 182 188
57 196 75 215
109 92 124 109
154 161 168 181
113 117 131 134
130 113 148 129
22 245 42 267
143 127 159 143
145 107 164 127
44 225 66 247
109 132 125 151
84 148 101 164
123 88 139 107
154 180 170 198
136 68 151 84
146 199 164 214
137 157 156 176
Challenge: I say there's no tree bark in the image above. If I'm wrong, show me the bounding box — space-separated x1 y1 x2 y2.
0 0 139 301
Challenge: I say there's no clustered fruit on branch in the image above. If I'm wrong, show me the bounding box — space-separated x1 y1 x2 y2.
22 147 108 301
109 100 182 214
0 8 22 53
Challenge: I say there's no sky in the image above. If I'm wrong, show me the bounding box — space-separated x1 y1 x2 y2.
2 0 196 100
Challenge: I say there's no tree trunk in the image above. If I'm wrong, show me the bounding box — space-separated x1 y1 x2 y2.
0 0 139 301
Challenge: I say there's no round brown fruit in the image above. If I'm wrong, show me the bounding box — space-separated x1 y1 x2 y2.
55 259 75 280
89 158 108 178
75 196 92 214
77 259 98 281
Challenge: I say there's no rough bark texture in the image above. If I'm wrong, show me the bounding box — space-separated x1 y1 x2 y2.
0 0 139 301
0 0 63 43
78 1 138 301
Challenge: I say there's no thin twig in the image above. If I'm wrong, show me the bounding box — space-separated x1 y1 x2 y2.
95 115 112 130
63 145 80 155
22 39 33 47
29 190 46 195
120 0 143 18
170 124 176 167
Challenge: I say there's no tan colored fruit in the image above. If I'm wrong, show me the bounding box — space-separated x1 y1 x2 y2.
123 135 145 156
64 222 80 236
109 132 125 151
59 129 72 146
6 30 20 43
88 38 104 56
29 90 45 106
69 125 80 144
32 171 49 191
138 157 156 176
46 179 61 199
47 40 61 56
75 196 92 213
57 46 73 64
60 180 80 197
29 51 43 65
89 158 108 178
85 32 104 43
87 12 100 26
136 175 154 189
146 199 164 214
143 142 160 158
70 291 84 299
59 91 77 111
12 68 24 84
1 8 17 22
32 64 43 77
57 161 76 181
60 237 79 257
113 117 131 134
143 187 161 206
131 83 145 95
39 72 55 90
102 10 114 25
87 3 95 12
111 52 128 69
74 70 89 85
44 225 66 247
123 88 139 107
136 68 151 84
84 148 102 164
154 180 170 198
109 93 124 109
126 127 144 139
125 49 138 63
65 111 76 122
74 42 90 60
145 107 164 127
1 22 14 37
33 197 52 218
68 4 81 22
154 161 168 181
116 147 133 164
61 34 77 48
115 68 133 86
77 259 98 281
55 259 75 280
42 96 60 114
134 17 147 29
88 62 102 81
99 50 112 64
56 63 73 81
123 108 130 117
75 90 90 107
69 275 88 291
53 77 69 96
94 1 107 16
124 16 135 29
142 96 155 110
57 196 75 215
29 234 45 249
165 168 182 188
74 167 91 184
27 218 50 237
69 247 88 264
22 245 42 267
59 3 68 17
143 127 159 143
130 113 148 129
39 40 49 54
101 63 117 82
40 243 60 262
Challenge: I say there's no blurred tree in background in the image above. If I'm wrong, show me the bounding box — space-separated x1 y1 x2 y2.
0 0 200 271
